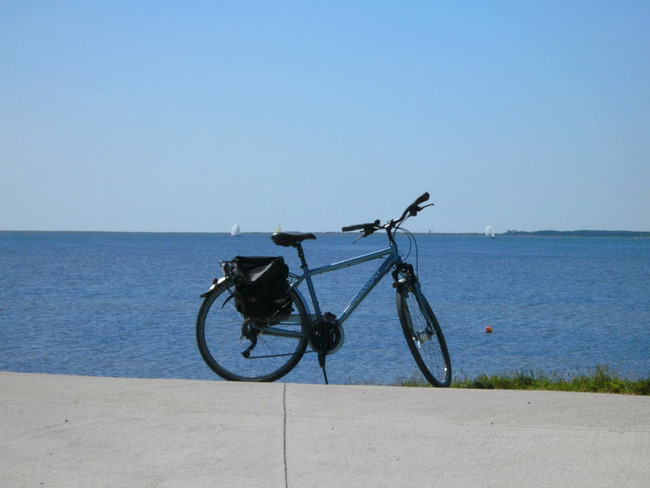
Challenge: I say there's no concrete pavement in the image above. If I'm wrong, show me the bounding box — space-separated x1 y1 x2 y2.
1 371 648 487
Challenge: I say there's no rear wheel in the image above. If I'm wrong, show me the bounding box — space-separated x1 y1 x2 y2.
196 280 309 382
396 281 452 387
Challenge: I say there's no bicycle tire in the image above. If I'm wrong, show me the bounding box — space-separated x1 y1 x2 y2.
396 281 452 387
196 280 309 382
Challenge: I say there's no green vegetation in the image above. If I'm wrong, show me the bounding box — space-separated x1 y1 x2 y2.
397 365 650 395
504 230 650 237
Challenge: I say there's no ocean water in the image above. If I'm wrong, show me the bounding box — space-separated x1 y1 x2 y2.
1 231 648 385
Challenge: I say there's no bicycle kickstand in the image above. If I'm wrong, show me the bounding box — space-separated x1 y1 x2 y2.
318 351 329 385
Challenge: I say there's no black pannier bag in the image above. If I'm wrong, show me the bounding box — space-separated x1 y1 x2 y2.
230 256 292 321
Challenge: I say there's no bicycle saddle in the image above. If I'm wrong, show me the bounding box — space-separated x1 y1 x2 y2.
271 232 316 247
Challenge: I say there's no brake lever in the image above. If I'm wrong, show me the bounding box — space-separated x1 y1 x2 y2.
410 203 435 216
353 220 381 243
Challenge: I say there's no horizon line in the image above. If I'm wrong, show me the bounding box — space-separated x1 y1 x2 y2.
2 229 650 236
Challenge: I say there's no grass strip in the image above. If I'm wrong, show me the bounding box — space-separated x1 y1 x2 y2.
397 365 650 395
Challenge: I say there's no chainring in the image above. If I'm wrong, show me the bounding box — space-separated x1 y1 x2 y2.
308 314 344 355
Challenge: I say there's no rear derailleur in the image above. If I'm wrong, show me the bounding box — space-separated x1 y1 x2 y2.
240 320 260 359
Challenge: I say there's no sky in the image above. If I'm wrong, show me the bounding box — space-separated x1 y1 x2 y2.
1 1 649 233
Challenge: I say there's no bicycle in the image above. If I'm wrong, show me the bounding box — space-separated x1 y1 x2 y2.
196 192 452 386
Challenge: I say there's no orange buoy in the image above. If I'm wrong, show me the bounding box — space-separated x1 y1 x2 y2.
485 326 493 333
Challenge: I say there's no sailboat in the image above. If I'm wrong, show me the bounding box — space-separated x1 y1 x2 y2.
485 225 495 239
231 223 242 237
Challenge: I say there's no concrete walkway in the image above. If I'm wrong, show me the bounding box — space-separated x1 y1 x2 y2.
1 372 648 487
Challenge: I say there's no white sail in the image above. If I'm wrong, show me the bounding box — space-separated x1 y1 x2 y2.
231 223 241 237
485 225 495 238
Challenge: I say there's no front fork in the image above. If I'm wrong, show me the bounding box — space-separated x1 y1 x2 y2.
392 263 433 343
392 262 417 289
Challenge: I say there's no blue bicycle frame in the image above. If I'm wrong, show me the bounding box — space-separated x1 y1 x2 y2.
290 241 402 325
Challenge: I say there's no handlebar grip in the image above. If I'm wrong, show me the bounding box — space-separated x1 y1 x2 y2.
342 220 381 233
405 192 430 216
413 192 430 207
342 224 366 232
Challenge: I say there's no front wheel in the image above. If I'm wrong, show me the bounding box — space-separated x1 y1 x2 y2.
196 280 309 382
396 281 452 387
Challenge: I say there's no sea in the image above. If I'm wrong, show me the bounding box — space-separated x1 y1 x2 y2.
1 231 648 385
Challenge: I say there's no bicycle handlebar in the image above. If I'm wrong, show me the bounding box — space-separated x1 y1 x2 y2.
341 192 432 237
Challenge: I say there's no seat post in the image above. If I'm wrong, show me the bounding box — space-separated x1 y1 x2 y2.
294 243 309 271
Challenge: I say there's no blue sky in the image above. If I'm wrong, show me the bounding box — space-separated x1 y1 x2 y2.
1 1 649 233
